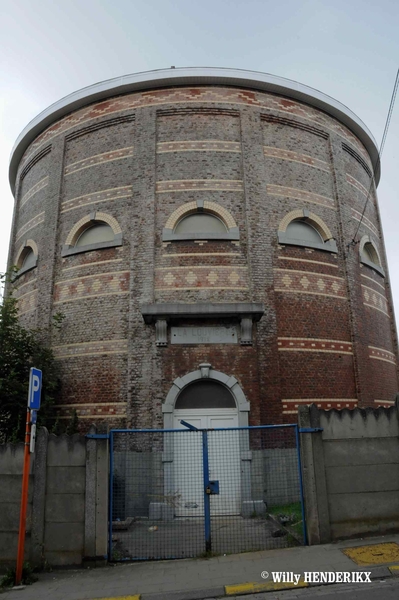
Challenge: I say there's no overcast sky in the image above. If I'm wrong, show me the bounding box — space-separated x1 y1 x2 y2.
1 0 398 316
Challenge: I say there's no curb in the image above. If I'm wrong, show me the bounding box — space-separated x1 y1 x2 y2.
107 564 399 600
53 564 399 600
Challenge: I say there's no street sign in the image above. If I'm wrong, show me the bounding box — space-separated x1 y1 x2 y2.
30 424 36 453
31 410 37 425
28 368 42 410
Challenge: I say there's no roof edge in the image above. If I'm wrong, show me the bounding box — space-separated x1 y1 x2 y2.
9 67 380 192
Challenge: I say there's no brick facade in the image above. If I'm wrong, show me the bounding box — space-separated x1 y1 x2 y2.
8 78 399 430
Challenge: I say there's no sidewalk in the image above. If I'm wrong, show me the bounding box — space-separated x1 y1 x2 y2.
2 534 399 600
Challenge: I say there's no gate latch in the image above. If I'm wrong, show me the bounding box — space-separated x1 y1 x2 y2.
206 480 220 495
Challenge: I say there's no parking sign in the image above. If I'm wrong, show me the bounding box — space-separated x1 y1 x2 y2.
28 368 42 410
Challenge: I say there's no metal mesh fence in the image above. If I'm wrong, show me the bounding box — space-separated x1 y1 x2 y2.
110 425 304 561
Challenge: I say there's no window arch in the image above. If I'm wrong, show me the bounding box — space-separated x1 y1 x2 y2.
278 209 338 253
175 380 236 409
162 201 239 241
359 235 384 276
14 240 38 276
62 212 123 257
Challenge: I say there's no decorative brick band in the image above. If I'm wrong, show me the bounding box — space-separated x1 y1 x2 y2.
52 339 128 359
278 337 352 354
282 398 358 414
61 186 132 213
16 212 45 240
54 402 127 419
278 256 339 269
351 208 378 237
346 174 371 197
21 87 368 168
157 140 241 153
17 289 37 315
374 399 396 407
263 146 330 172
361 273 385 291
13 277 37 295
62 258 123 273
164 200 237 230
362 285 389 317
156 179 243 193
65 146 134 175
155 266 248 290
274 269 346 299
54 271 130 304
368 345 396 365
20 176 48 207
267 185 335 209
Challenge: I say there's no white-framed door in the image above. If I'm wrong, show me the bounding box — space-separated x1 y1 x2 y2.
173 409 241 516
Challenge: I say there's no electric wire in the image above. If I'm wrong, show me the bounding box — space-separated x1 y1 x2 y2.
351 68 399 246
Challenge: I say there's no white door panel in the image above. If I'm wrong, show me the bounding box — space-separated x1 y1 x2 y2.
173 410 240 516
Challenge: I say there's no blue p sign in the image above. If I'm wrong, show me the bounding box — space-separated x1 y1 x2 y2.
28 368 42 410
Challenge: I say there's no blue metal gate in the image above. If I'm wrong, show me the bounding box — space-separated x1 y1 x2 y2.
109 424 306 560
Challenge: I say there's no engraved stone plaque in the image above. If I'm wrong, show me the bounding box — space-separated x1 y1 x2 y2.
171 326 238 344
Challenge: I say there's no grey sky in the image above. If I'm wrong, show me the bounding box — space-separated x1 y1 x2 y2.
1 0 398 314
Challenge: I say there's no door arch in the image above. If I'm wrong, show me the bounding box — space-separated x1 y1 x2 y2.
162 365 250 516
162 363 250 428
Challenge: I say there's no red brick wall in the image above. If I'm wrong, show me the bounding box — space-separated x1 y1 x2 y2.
7 85 399 430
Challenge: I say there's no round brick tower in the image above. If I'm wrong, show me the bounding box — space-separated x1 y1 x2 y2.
7 67 399 430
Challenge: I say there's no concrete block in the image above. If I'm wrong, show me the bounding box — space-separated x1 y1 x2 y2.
320 410 399 440
324 438 399 467
46 466 85 494
326 464 399 494
0 443 26 474
45 493 85 523
0 533 30 561
0 503 32 532
149 502 162 520
162 504 174 521
0 475 34 503
241 500 266 518
44 551 83 566
329 491 399 522
47 435 86 467
44 522 84 553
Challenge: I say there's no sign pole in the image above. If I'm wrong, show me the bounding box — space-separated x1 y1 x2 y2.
15 408 31 585
15 367 42 586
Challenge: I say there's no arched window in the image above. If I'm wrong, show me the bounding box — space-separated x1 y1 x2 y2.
162 201 239 241
75 223 115 247
359 236 384 276
62 212 123 257
14 240 38 277
278 209 338 253
175 380 236 409
174 213 228 235
285 220 324 245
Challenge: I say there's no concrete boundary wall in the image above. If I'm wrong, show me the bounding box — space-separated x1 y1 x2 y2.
299 400 399 544
0 426 108 568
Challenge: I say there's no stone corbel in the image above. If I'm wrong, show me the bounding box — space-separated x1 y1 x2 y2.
155 319 168 347
240 317 253 345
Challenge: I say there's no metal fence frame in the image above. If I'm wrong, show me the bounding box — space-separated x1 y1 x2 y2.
108 424 307 560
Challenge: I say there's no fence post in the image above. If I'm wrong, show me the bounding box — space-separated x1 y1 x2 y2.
84 425 97 563
298 405 331 544
202 431 212 552
30 427 48 566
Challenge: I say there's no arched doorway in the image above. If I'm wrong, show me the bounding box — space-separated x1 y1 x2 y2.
163 365 250 517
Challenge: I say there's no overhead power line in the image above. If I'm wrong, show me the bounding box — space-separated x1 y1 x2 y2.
351 68 399 245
